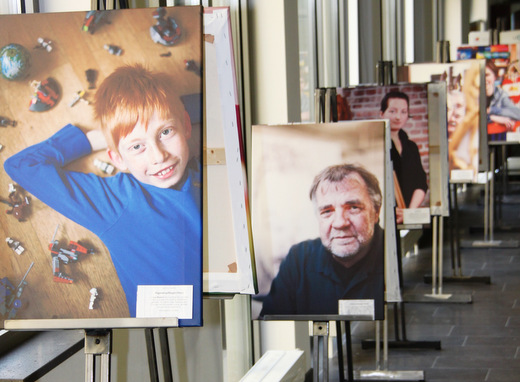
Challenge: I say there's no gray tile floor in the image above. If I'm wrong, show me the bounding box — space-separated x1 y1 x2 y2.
329 184 520 382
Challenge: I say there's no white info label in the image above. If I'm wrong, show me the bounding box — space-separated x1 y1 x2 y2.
403 207 430 225
338 299 374 319
136 285 193 319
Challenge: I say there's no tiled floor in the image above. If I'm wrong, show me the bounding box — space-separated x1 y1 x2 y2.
330 183 520 382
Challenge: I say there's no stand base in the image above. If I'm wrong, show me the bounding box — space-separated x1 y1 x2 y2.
354 370 424 381
403 293 472 303
460 239 519 248
360 339 441 350
423 274 491 284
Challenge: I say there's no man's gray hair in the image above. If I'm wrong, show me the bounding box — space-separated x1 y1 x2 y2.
309 163 382 212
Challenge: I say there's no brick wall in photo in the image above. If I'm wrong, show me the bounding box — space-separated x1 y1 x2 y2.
338 84 430 177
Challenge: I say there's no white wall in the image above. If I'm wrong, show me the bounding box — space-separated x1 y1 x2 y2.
39 0 91 12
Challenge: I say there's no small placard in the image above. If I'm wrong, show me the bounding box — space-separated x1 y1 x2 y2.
506 132 520 142
136 285 193 319
450 169 474 183
338 299 374 319
403 207 431 225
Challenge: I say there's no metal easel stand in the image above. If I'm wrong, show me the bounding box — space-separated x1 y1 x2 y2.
425 183 491 285
460 144 519 249
354 306 424 381
404 215 472 304
145 328 173 382
85 329 112 382
312 322 330 382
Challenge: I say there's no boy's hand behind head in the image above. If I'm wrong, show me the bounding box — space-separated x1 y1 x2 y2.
86 130 108 152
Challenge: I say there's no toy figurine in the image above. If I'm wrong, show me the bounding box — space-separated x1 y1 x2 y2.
49 225 94 283
69 90 89 107
1 183 31 222
85 69 98 89
6 237 24 255
82 10 108 34
104 44 123 56
184 59 201 76
29 77 60 112
94 158 115 175
89 287 98 309
0 116 16 127
34 37 52 52
0 262 33 318
150 7 181 46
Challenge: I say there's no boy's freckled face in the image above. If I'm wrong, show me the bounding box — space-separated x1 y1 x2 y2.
109 110 192 188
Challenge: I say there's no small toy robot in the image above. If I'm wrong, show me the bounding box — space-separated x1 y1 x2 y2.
94 158 115 175
49 225 94 283
85 69 98 89
6 237 24 255
104 44 123 56
0 116 16 127
82 10 108 34
184 60 201 76
150 7 181 46
1 183 30 222
0 262 33 319
34 37 53 52
89 287 98 309
69 90 89 107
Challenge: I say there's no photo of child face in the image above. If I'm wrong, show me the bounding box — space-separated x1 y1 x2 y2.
110 110 192 189
380 98 409 132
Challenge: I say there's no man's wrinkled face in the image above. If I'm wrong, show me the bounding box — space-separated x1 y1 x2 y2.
108 110 192 188
314 173 380 266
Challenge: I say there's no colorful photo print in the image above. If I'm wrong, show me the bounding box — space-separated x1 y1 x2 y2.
252 121 386 320
0 7 203 328
457 44 520 141
400 61 481 182
337 83 430 224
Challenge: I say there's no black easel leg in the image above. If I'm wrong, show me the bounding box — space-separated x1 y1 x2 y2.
158 328 173 382
345 322 354 382
145 329 159 382
336 321 345 382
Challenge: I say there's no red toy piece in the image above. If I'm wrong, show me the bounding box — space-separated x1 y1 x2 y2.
49 225 94 283
29 78 60 112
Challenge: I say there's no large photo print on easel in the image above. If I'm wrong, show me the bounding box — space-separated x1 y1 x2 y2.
0 7 203 328
399 61 482 183
337 84 430 225
252 121 385 320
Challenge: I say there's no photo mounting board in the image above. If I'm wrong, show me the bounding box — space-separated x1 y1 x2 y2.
1 6 203 329
251 120 395 321
398 60 487 182
203 7 257 295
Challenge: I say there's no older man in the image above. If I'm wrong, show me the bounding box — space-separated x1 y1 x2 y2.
260 164 385 320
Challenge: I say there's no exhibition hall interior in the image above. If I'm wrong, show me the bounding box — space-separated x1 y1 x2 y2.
0 0 519 381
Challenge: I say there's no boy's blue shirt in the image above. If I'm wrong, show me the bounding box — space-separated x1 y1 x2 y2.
4 124 202 326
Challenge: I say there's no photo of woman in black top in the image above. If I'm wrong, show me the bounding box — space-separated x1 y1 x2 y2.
380 91 428 224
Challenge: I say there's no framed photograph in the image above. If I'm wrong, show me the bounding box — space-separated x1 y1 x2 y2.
337 83 431 225
0 7 203 329
399 61 484 183
251 121 386 321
